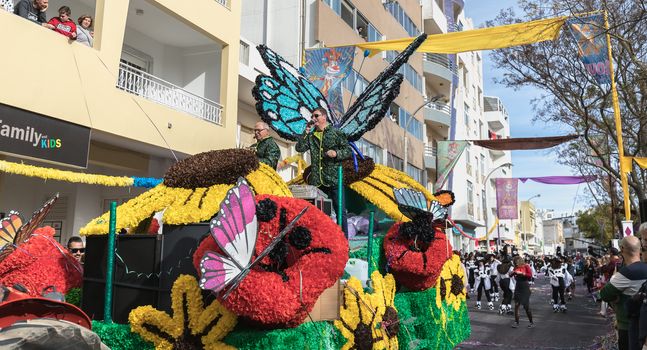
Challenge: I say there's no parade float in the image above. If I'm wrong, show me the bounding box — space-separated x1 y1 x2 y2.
0 36 470 349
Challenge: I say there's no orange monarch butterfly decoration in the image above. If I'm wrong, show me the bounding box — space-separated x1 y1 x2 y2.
0 193 59 262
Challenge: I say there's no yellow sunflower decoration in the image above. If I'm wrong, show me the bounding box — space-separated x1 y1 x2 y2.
289 159 434 222
435 254 467 312
129 275 237 350
335 271 399 350
81 149 292 235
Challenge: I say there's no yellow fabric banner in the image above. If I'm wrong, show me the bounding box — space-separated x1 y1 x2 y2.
342 16 567 55
623 157 647 170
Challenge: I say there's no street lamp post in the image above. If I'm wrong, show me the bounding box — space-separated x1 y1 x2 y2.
484 162 513 253
523 194 541 254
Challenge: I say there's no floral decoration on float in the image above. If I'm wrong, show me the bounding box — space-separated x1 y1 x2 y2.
81 149 292 235
335 271 399 350
383 189 456 290
129 275 237 350
192 180 348 328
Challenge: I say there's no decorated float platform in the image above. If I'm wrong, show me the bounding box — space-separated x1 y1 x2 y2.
0 34 470 349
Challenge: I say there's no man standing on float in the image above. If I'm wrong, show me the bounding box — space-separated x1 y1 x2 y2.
296 107 352 235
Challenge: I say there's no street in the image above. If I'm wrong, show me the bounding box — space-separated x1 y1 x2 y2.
457 276 615 349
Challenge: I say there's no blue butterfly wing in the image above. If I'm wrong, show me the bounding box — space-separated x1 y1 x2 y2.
428 201 449 222
339 33 428 142
253 45 337 141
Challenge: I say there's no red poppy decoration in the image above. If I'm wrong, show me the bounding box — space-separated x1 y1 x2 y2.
193 195 348 327
383 224 453 291
0 226 83 296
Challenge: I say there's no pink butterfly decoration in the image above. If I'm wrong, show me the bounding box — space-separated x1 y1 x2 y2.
199 178 307 298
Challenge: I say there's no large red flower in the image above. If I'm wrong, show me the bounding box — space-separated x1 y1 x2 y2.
193 195 348 327
383 223 453 291
0 226 83 296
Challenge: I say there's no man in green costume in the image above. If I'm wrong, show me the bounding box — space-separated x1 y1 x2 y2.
252 121 281 169
296 108 352 235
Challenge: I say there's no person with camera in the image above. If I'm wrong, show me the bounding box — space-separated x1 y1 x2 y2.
600 236 647 350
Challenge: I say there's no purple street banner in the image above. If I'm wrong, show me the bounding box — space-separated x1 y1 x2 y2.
495 178 518 220
434 140 468 190
304 47 355 117
566 14 611 85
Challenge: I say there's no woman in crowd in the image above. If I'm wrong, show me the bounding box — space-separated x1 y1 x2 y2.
583 258 596 294
466 252 477 295
76 15 93 47
512 255 534 328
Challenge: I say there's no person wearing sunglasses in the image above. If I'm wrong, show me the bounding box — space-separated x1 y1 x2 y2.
251 121 281 169
67 236 85 264
296 108 352 235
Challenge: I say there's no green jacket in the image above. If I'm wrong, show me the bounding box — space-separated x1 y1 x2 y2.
295 125 352 187
599 261 647 330
253 136 281 169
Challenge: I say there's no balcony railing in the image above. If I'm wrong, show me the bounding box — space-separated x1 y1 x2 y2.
117 62 223 125
424 144 437 157
426 100 451 114
423 53 458 75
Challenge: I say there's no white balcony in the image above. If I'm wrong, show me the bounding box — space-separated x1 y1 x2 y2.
423 53 457 83
117 62 223 125
424 144 437 170
424 101 451 128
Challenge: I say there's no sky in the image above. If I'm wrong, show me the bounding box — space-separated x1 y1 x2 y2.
463 0 589 216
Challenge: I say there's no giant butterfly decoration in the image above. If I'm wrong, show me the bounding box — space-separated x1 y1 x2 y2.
252 34 428 163
199 178 307 298
0 193 59 262
393 188 455 223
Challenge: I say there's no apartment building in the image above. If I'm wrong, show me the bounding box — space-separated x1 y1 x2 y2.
0 0 241 242
518 201 539 254
542 217 565 255
238 0 427 184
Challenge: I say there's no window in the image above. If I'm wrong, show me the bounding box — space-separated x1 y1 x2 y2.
367 24 382 42
340 0 354 28
342 69 369 96
385 51 423 93
467 180 474 216
465 148 472 175
482 189 487 221
480 154 485 178
383 1 420 36
388 153 403 171
323 0 341 14
406 164 422 183
464 103 470 126
397 107 423 141
356 138 384 164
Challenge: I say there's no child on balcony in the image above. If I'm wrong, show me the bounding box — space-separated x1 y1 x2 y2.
47 6 77 39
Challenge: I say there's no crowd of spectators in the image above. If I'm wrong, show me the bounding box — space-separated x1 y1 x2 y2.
1 0 93 47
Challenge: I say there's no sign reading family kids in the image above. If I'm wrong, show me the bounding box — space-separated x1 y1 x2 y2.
566 14 612 85
495 178 518 220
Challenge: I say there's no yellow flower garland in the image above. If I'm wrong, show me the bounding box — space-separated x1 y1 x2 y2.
80 163 292 235
335 271 399 350
129 275 237 350
0 159 133 186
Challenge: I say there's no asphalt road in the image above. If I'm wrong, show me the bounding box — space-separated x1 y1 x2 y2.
456 276 616 349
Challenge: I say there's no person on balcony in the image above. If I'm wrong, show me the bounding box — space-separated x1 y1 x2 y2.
47 6 77 39
14 0 54 28
76 15 93 47
296 108 352 236
251 121 280 170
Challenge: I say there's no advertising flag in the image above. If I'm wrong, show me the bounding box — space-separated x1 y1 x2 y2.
566 14 612 85
434 140 468 190
304 47 355 117
495 178 519 220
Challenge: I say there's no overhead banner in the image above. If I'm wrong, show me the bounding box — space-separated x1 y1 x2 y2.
495 178 518 220
434 140 468 190
342 16 566 56
566 14 612 84
471 134 578 150
304 47 355 117
518 175 597 185
0 103 90 168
